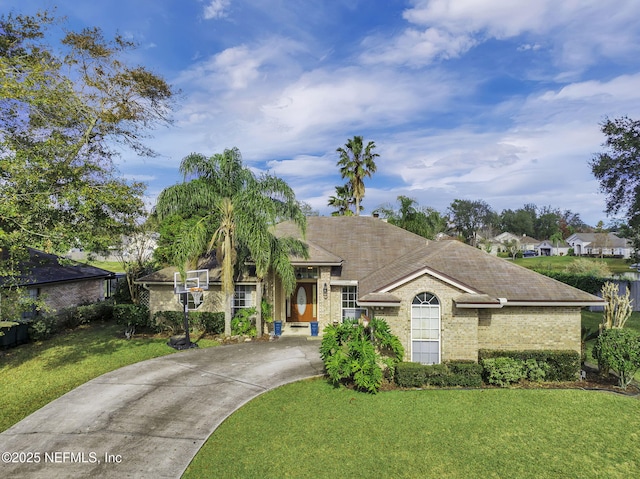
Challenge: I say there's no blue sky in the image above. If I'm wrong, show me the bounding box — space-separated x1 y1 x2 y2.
4 0 640 227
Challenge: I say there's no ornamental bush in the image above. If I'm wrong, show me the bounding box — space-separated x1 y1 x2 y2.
152 311 225 335
395 361 483 388
592 328 640 389
482 357 526 387
479 349 580 381
232 307 257 337
320 317 404 393
113 304 150 337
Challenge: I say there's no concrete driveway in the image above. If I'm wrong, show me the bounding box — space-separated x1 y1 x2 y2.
0 336 324 478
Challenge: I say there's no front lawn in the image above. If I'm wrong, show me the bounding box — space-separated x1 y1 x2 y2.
183 378 640 479
0 322 219 432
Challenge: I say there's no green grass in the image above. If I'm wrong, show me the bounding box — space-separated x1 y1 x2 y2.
512 255 631 274
0 322 219 432
183 378 640 479
83 260 125 273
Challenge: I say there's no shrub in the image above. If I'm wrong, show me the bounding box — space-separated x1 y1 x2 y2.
153 311 184 333
423 364 450 386
58 301 114 329
152 311 225 335
193 312 224 335
564 258 612 277
395 362 425 388
482 357 525 387
232 307 257 337
531 270 606 294
524 359 550 382
113 304 150 337
320 317 404 393
395 361 483 388
447 361 483 387
28 315 59 341
479 350 580 381
592 329 640 389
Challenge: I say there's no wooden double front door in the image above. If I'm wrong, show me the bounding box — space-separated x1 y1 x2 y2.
288 283 316 322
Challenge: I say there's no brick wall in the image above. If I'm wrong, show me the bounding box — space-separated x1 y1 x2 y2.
39 279 105 313
383 275 479 362
369 276 581 361
477 306 581 353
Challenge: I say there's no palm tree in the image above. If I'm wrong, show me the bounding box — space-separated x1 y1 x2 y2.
155 148 307 337
336 136 378 216
327 183 356 216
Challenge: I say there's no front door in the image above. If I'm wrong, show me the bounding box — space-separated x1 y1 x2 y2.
289 283 315 322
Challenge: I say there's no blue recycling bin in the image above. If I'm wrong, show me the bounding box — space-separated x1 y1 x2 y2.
310 321 319 336
274 321 282 336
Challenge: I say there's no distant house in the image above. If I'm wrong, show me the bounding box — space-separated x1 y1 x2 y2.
488 232 540 256
138 217 603 364
537 239 571 257
1 248 115 320
566 233 632 259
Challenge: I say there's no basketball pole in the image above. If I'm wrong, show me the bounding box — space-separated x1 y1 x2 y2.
182 291 191 347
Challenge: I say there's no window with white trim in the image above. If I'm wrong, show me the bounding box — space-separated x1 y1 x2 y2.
234 285 254 311
341 286 367 323
411 292 441 364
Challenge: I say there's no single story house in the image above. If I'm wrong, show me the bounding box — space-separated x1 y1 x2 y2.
566 232 632 259
1 248 116 320
487 232 540 256
137 217 603 364
537 239 571 257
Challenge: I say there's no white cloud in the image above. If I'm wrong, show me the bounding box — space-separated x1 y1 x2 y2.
363 0 640 70
266 155 335 179
203 0 231 20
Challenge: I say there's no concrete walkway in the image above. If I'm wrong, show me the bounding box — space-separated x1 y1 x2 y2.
0 337 324 478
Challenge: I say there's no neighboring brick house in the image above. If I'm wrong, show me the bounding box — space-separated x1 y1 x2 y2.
2 248 115 319
138 217 603 364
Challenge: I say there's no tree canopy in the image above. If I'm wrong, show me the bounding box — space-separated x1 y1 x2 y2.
591 117 640 241
374 196 448 239
0 11 175 260
154 148 307 336
448 199 497 246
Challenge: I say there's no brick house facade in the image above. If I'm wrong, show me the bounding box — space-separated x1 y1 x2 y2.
138 217 603 364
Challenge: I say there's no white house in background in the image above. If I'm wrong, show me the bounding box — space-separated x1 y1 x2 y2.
537 239 571 257
566 232 632 259
488 232 540 256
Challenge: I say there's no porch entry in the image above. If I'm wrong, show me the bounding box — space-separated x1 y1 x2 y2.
287 282 317 322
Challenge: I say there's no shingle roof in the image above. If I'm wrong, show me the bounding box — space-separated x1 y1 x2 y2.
139 216 603 306
1 248 114 287
277 217 602 305
274 216 429 281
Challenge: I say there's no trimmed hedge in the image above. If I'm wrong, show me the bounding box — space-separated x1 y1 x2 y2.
395 361 483 388
152 310 224 335
531 270 606 295
478 349 580 381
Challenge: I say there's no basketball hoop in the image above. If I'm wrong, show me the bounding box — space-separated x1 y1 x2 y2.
170 270 209 350
189 287 204 308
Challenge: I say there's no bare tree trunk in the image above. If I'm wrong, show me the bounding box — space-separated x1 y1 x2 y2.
255 280 263 338
224 292 233 337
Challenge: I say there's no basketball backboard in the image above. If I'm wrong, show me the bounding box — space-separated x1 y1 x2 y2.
174 269 210 294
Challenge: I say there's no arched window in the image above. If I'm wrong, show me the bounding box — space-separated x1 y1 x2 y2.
411 292 441 364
